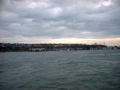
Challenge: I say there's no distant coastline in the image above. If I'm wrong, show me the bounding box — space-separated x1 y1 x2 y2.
0 43 120 52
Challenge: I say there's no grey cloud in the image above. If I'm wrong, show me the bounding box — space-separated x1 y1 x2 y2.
0 0 120 40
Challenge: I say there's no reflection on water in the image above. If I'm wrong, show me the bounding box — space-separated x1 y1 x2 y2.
0 50 120 90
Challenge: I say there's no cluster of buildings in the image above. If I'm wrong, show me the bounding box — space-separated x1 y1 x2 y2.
0 43 119 52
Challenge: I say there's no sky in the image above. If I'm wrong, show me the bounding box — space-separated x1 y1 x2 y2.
0 0 120 46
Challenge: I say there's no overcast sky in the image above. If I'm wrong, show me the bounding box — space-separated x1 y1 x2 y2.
0 0 120 45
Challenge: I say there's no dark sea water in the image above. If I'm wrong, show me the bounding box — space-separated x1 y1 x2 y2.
0 50 120 90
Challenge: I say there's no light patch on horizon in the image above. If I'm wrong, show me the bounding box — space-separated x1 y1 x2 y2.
0 36 120 46
50 37 120 46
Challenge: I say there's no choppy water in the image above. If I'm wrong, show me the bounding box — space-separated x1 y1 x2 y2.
0 50 120 90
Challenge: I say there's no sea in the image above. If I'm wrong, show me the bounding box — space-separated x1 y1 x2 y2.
0 50 120 90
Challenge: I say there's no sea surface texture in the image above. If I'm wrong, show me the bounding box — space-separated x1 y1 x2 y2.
0 50 120 90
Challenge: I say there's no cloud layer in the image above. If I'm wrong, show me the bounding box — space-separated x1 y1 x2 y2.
0 0 120 44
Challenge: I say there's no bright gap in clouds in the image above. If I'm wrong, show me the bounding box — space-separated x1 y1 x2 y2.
27 1 50 9
103 0 112 6
95 0 112 8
